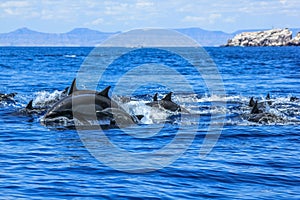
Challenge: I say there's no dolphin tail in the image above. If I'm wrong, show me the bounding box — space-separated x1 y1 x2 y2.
26 100 33 110
68 78 78 95
162 92 173 101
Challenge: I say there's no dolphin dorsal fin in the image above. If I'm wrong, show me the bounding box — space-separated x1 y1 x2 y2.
26 100 33 110
249 97 255 107
153 93 158 101
97 86 111 98
251 101 259 114
162 92 172 101
62 86 69 95
68 78 78 95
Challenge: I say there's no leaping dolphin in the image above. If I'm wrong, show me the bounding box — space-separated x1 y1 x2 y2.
42 85 143 127
43 86 119 119
146 92 189 113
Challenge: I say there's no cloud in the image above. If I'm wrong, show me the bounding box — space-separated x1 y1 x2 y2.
209 13 222 21
135 0 154 8
0 1 30 8
223 16 236 23
176 4 194 13
0 0 33 17
104 2 129 15
90 18 104 25
183 16 205 22
183 14 221 24
3 8 17 15
279 0 287 4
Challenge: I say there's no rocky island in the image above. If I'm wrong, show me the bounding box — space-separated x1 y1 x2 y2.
224 28 300 46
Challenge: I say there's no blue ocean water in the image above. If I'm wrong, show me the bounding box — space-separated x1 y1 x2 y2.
0 46 300 199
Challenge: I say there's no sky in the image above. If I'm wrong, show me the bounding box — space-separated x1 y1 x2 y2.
0 0 299 33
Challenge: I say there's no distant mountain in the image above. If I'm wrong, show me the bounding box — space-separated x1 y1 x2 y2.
175 28 233 47
0 27 118 47
0 27 299 47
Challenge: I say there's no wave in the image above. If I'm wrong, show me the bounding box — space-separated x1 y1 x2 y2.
64 54 77 58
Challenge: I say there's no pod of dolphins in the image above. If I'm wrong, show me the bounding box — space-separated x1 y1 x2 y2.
10 78 186 128
1 79 299 128
246 93 298 123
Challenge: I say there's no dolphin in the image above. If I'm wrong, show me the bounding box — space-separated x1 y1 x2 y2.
290 96 299 102
248 112 286 124
248 93 273 107
266 93 272 105
249 93 273 110
248 100 286 124
43 79 116 120
43 93 118 119
146 92 189 113
96 108 143 128
21 99 48 115
0 92 17 99
0 92 17 103
42 86 142 127
251 100 262 114
250 98 272 114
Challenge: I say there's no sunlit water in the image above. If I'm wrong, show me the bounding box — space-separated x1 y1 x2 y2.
0 47 299 199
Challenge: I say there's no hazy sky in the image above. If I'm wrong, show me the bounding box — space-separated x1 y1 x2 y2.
0 0 299 33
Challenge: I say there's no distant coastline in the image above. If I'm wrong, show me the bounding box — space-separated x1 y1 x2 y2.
1 27 300 47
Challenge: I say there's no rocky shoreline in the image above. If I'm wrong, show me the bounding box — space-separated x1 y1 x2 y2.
224 28 300 46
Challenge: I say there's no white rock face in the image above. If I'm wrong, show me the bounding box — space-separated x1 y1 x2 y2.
288 32 300 46
225 29 296 46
